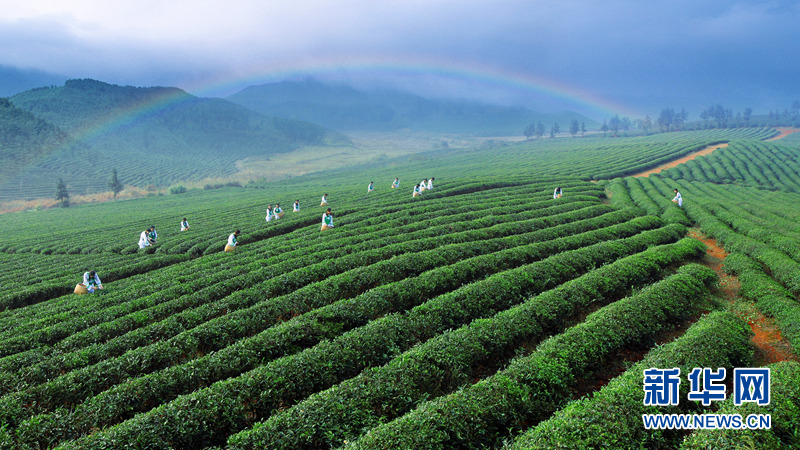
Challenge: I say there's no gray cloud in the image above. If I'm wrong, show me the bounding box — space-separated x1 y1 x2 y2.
0 0 798 119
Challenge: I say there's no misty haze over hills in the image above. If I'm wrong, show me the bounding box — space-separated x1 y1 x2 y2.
0 64 66 98
0 79 342 201
1 76 595 202
226 78 598 135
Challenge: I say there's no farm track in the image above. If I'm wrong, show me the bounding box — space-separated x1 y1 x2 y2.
688 228 798 365
631 127 798 178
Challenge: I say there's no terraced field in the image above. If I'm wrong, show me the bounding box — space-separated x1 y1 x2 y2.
0 127 798 449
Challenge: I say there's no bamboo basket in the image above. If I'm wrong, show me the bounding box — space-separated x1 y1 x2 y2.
74 283 89 295
224 244 236 252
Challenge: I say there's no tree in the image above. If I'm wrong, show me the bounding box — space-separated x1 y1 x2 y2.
581 122 586 137
601 120 609 136
55 178 69 207
550 122 560 138
608 115 621 137
535 122 546 139
657 107 675 132
107 168 124 198
673 108 688 131
569 119 579 137
642 115 652 135
743 107 752 126
524 123 536 140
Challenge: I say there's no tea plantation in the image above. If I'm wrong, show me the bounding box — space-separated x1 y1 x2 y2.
0 127 798 449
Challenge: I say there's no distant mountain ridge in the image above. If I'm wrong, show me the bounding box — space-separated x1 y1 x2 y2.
2 79 344 201
227 78 598 135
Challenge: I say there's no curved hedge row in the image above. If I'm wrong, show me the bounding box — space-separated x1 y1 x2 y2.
226 237 706 449
509 310 753 449
344 264 717 449
56 224 687 449
680 361 800 449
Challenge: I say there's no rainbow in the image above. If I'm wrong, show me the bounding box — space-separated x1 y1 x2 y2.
68 55 639 144
181 55 640 120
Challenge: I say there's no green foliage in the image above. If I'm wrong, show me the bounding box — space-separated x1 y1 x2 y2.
510 311 753 449
107 168 123 197
0 121 798 449
681 361 800 449
54 177 69 205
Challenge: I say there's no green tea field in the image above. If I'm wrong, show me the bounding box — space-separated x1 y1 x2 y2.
0 127 798 449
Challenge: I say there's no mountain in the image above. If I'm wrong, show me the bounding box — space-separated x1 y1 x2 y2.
0 64 66 98
0 98 95 201
3 79 345 201
226 78 598 135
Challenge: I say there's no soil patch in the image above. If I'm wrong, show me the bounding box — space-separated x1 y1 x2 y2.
632 143 729 178
766 127 800 141
630 127 799 179
687 227 797 364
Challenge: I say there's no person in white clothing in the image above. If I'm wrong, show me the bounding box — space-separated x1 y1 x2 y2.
368 181 374 193
321 194 328 206
413 184 421 198
672 189 683 207
553 187 562 199
427 177 434 190
138 227 151 248
420 179 428 192
274 203 284 219
225 230 240 252
392 178 399 189
180 218 189 231
265 205 274 222
293 200 300 212
321 208 334 230
82 271 103 293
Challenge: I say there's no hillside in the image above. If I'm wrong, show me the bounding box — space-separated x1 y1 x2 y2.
0 127 798 448
3 79 344 200
227 78 598 134
0 98 98 201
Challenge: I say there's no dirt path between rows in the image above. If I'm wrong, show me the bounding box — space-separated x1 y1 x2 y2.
632 127 799 178
687 228 798 364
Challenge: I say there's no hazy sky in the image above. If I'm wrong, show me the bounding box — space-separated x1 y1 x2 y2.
1 0 798 119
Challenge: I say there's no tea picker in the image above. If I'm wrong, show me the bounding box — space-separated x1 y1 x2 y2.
75 270 103 294
321 208 334 231
225 229 240 252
